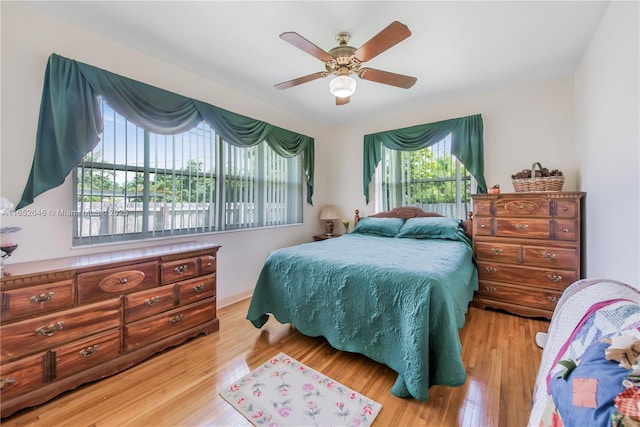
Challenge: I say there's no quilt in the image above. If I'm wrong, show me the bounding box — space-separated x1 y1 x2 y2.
246 232 478 401
528 278 640 427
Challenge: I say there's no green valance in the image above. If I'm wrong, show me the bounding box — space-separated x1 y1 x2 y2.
362 114 487 203
17 53 315 209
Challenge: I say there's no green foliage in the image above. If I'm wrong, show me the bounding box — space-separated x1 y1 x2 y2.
76 151 121 202
78 156 215 204
383 147 471 206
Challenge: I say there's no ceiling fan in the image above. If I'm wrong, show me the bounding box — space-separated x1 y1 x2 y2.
274 21 417 105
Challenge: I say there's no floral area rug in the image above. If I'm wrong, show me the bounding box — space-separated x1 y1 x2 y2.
219 352 383 427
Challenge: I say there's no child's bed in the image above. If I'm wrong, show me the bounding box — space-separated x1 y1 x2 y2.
246 208 478 401
528 278 640 426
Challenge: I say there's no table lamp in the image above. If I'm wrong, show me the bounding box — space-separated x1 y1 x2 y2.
319 205 340 236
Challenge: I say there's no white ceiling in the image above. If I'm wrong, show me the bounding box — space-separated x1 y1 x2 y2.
26 1 609 126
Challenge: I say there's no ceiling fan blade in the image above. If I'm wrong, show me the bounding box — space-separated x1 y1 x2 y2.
336 96 350 106
353 21 411 62
358 68 417 89
274 71 327 90
279 32 334 62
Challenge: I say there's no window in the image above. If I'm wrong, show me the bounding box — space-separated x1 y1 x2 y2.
73 101 302 246
376 134 475 218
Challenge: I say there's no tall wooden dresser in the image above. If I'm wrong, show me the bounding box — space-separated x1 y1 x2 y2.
0 241 220 418
471 192 585 319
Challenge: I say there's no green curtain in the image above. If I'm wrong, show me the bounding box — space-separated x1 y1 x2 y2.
362 114 487 203
17 53 315 209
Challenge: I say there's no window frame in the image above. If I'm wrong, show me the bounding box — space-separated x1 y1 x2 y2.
72 102 303 247
374 134 476 218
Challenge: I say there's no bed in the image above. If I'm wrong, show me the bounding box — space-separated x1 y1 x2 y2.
246 207 478 401
528 278 640 427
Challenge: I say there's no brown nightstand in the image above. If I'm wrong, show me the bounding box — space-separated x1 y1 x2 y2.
313 234 343 241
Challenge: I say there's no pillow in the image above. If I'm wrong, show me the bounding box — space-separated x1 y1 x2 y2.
549 340 628 427
396 217 463 240
351 217 405 237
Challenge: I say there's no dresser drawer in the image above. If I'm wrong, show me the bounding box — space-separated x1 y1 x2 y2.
555 200 578 218
77 262 158 305
522 245 578 270
161 258 198 284
473 200 492 217
495 218 550 239
474 242 521 263
1 280 74 322
54 328 121 380
178 274 216 306
124 298 216 352
474 218 493 236
555 220 578 241
1 299 121 362
124 283 176 324
198 255 217 275
477 262 577 290
476 280 562 311
0 353 46 400
495 198 550 217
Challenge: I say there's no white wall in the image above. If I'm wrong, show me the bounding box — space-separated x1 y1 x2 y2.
328 76 577 218
0 3 335 305
575 1 640 287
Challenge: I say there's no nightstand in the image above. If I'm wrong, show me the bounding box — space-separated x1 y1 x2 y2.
313 234 343 241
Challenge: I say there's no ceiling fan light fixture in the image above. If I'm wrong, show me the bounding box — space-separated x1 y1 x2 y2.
329 75 357 98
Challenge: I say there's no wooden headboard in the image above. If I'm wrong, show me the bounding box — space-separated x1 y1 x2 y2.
353 207 473 237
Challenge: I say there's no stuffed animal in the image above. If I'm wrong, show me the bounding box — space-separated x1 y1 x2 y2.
604 335 640 370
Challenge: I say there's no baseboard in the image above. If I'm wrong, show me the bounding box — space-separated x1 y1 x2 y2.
218 289 253 308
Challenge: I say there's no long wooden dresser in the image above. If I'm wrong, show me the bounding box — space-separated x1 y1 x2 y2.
0 241 220 418
471 192 585 319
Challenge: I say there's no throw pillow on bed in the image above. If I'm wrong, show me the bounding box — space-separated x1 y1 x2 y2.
396 216 462 240
550 340 629 426
351 217 405 237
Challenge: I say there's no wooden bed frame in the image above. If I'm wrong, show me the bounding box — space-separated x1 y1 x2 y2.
353 207 473 237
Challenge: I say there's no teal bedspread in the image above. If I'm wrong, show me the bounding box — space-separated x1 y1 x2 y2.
246 233 478 401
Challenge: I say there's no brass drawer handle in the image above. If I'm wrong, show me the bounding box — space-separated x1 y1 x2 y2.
562 228 569 233
0 377 16 390
518 204 525 210
547 296 559 303
485 267 497 273
562 207 569 212
193 284 205 293
541 252 557 260
35 321 64 337
169 314 184 325
30 292 54 304
490 248 503 254
98 270 145 293
514 224 528 230
547 274 563 282
480 224 487 229
485 286 497 292
206 262 213 267
145 296 160 306
174 265 188 274
79 344 99 357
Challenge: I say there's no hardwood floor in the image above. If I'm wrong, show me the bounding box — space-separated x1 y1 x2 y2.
2 298 549 427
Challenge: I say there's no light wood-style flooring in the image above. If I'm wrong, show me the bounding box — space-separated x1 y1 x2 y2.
2 298 549 427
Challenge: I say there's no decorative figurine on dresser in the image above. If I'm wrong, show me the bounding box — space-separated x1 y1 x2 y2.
471 192 585 319
0 241 220 418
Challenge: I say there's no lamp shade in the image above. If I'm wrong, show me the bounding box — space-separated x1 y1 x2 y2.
329 75 356 98
319 204 340 220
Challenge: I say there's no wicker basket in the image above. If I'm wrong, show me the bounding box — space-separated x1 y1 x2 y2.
512 162 564 192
